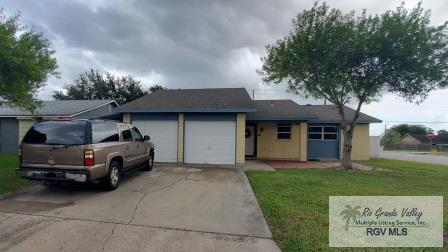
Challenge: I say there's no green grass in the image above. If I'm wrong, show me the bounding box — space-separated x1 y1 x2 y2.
246 159 448 251
0 153 34 195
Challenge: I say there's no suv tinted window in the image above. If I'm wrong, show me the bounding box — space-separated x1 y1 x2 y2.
130 127 143 141
23 120 87 145
120 126 133 142
92 122 119 143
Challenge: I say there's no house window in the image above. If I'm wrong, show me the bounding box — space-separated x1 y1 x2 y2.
277 123 291 139
308 126 338 141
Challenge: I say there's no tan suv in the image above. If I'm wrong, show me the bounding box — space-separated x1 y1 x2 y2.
16 119 155 190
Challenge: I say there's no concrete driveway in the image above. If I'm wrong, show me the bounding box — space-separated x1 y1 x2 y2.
0 165 279 252
379 151 448 165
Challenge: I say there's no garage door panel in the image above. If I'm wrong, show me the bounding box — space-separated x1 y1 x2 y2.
132 120 178 163
184 121 236 165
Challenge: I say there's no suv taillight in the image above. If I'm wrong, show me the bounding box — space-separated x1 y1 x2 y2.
18 145 22 163
84 149 94 166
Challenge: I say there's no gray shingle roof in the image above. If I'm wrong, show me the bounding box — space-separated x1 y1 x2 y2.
246 100 317 121
304 104 382 123
118 88 256 112
402 134 429 143
0 100 116 117
247 100 381 123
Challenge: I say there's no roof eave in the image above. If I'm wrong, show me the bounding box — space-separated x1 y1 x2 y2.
115 108 257 113
308 119 382 124
246 117 317 122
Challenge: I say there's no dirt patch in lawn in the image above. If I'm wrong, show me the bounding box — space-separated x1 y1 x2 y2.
265 160 384 171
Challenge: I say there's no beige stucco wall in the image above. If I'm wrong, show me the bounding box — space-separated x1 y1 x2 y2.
122 113 131 123
177 113 184 163
236 113 246 164
18 118 34 143
299 122 307 161
256 122 302 160
340 124 370 160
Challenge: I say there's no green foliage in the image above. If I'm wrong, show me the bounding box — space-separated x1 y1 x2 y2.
0 153 34 195
380 130 402 147
0 11 58 111
53 69 164 104
247 158 448 251
390 124 430 137
149 84 166 93
381 124 432 146
260 1 448 167
261 1 448 106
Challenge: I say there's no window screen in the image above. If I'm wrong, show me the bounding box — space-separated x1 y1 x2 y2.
308 126 338 141
277 124 291 139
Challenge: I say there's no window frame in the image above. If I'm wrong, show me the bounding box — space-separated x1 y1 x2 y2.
308 126 339 141
277 123 292 140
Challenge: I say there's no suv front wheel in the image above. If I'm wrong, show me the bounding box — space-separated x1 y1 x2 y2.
103 161 121 190
143 151 154 171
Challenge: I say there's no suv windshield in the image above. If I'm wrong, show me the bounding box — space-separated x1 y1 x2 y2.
22 120 87 145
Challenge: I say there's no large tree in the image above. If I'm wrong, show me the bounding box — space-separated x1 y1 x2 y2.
389 124 430 137
260 2 448 168
53 69 163 104
149 84 166 93
0 11 58 111
381 124 430 147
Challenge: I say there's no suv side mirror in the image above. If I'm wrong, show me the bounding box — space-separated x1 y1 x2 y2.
143 135 150 141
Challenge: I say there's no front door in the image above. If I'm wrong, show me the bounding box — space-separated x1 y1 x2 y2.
245 125 255 156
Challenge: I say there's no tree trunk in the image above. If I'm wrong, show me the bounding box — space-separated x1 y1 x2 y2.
341 125 354 169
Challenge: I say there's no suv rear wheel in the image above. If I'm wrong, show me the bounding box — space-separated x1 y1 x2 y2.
103 161 121 190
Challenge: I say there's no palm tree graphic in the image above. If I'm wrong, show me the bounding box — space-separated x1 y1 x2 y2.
340 205 361 231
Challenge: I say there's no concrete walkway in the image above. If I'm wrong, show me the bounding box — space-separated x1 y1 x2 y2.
0 165 279 252
379 151 448 165
243 160 276 171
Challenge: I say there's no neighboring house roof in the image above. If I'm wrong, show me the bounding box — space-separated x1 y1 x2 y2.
247 100 381 123
433 133 448 144
117 88 256 113
401 134 429 144
0 100 117 117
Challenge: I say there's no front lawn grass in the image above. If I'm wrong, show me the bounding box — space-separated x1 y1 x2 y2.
0 153 34 195
246 158 448 251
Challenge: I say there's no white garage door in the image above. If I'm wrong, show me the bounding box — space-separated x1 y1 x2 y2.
132 120 178 163
184 121 236 165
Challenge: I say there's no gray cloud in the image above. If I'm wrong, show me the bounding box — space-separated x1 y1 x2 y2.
2 0 448 134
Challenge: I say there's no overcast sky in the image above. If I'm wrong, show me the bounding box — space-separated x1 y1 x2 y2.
3 0 448 135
